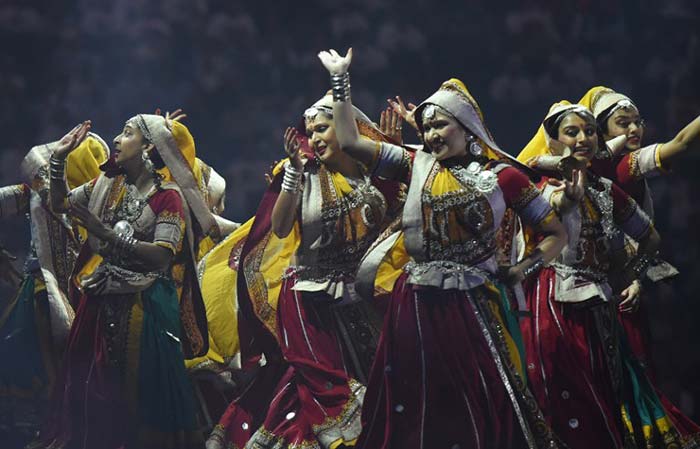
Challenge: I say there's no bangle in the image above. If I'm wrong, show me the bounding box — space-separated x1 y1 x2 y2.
330 72 350 102
522 259 545 279
628 252 655 280
49 156 66 181
101 221 138 262
281 161 303 193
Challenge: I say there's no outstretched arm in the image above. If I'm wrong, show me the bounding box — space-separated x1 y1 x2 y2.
317 48 379 167
657 114 700 166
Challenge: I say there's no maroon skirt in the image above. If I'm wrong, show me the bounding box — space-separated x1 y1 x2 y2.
207 275 367 449
519 268 623 449
520 267 700 449
357 273 557 449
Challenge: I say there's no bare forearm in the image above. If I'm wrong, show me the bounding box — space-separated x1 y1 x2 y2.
332 95 378 166
101 229 174 271
523 219 567 268
271 191 299 238
659 114 700 164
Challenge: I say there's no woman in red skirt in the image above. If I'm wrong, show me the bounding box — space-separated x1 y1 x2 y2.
318 47 568 449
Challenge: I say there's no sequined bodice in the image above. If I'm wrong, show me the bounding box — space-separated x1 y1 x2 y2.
563 181 620 275
297 167 387 281
419 162 500 266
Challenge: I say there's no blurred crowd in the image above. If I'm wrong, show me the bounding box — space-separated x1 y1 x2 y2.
1 0 699 419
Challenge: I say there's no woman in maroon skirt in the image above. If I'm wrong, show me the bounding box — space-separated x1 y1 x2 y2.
578 87 700 375
318 48 568 449
518 101 700 449
206 94 403 449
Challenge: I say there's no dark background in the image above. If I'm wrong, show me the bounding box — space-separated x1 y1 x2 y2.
1 0 699 423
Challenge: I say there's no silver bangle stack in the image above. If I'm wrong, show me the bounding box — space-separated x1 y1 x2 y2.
522 258 545 279
49 156 66 181
331 72 350 102
111 233 137 261
282 161 303 193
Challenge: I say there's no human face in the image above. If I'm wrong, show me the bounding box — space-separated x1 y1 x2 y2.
604 107 644 151
113 123 150 166
556 113 599 163
305 113 341 163
422 110 468 161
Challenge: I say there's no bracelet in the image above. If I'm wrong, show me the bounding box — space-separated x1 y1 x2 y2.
281 161 303 193
100 231 138 262
49 156 66 181
628 252 655 280
330 72 350 102
109 234 137 262
522 259 545 279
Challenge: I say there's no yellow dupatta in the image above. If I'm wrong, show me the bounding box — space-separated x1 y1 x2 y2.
186 159 297 368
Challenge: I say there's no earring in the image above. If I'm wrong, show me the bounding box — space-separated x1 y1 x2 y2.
466 135 483 157
142 151 154 172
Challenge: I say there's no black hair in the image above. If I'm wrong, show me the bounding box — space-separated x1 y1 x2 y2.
595 103 618 135
543 109 596 140
544 108 608 153
147 147 166 169
145 147 165 190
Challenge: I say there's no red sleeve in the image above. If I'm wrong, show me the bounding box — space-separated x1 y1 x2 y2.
614 152 640 185
148 189 186 253
497 166 554 225
497 166 539 210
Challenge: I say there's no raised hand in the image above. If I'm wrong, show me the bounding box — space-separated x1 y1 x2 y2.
380 107 403 144
264 159 281 185
53 121 91 159
154 108 187 130
318 48 353 75
549 168 585 203
165 108 187 130
284 127 307 170
387 96 418 131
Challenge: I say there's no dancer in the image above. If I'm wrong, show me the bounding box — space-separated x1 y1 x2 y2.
517 101 699 449
206 93 403 449
319 48 567 449
578 86 700 371
0 131 108 442
31 114 211 449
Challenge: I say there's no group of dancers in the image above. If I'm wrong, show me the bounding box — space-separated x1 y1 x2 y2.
1 47 699 449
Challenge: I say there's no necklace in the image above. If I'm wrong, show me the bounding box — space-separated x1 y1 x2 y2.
114 183 148 223
448 160 498 193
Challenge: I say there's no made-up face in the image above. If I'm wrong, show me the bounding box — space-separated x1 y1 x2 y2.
556 112 599 164
604 107 644 151
422 109 468 161
305 112 341 163
113 122 151 166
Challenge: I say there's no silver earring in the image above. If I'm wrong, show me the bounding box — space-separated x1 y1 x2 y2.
142 151 154 172
467 135 483 156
